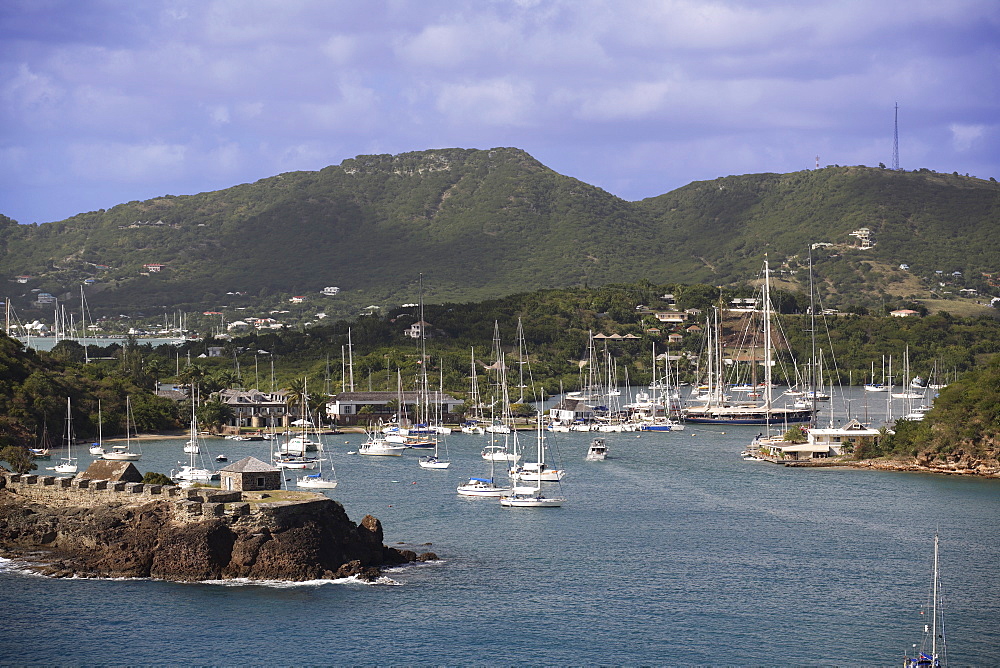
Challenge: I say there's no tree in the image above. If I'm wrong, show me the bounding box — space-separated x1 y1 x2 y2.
0 446 37 474
197 399 233 433
357 404 375 426
782 426 807 443
510 402 536 417
284 377 306 416
142 471 173 485
144 357 166 392
178 363 207 402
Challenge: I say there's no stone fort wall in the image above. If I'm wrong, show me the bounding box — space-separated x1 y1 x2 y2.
0 473 321 524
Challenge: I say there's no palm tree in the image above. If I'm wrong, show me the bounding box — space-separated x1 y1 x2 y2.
284 377 306 415
211 370 239 393
144 357 166 392
178 363 207 405
308 392 328 427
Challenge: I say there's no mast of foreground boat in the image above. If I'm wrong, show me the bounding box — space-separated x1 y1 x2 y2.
762 258 775 438
61 397 76 471
932 532 940 665
809 249 818 427
764 258 773 413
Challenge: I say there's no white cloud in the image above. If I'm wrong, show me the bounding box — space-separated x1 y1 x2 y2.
575 81 673 121
209 104 231 124
299 81 380 131
3 64 64 112
204 142 244 173
1 0 999 222
435 78 535 126
321 35 358 64
950 123 986 151
68 142 187 183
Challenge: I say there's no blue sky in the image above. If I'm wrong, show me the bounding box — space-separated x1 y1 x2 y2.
2 0 998 224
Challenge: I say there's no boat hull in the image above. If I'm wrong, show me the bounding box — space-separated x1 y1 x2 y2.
500 495 564 507
419 458 451 469
358 448 405 456
102 452 141 461
296 477 338 489
457 484 509 497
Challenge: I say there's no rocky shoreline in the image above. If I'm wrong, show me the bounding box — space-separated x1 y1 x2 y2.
0 474 437 583
846 454 1000 477
782 452 1000 477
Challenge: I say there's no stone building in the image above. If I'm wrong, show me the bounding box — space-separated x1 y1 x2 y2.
219 456 282 492
218 389 290 429
326 390 464 425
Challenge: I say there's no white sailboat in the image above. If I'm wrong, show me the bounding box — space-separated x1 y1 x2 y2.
296 453 338 489
461 347 486 434
903 534 946 668
88 400 105 456
171 403 218 484
485 322 513 435
49 397 78 474
414 276 450 470
510 424 565 483
500 408 565 508
481 346 519 461
892 347 924 400
418 434 450 469
457 451 510 497
280 379 323 454
865 356 889 392
102 397 141 461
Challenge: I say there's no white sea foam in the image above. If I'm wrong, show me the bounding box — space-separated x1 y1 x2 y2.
0 555 43 577
194 573 402 587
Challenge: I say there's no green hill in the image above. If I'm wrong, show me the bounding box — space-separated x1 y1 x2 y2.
1 149 998 324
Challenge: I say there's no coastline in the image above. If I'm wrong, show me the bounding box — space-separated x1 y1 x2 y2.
777 455 1000 478
847 457 1000 477
99 426 370 442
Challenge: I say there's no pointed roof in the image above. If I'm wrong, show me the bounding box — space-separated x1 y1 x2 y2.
78 460 143 482
219 456 279 473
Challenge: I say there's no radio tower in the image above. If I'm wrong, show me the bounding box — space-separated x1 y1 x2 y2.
891 103 900 171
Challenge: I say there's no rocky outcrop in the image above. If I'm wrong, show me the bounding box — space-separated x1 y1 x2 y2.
850 450 1000 477
0 481 438 582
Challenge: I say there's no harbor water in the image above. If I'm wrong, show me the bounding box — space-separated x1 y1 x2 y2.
2 389 998 665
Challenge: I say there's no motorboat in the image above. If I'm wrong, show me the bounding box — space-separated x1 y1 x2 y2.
585 437 608 461
357 433 406 456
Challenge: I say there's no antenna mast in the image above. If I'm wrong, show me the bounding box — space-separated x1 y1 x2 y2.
892 103 900 171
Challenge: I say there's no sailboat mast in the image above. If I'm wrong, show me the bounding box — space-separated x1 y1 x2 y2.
763 259 773 409
80 285 90 363
809 249 817 398
416 274 431 425
932 533 939 662
347 328 355 392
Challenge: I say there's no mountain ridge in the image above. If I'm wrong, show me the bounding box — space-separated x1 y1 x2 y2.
1 148 998 322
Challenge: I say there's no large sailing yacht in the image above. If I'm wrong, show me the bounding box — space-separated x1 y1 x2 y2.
682 260 815 425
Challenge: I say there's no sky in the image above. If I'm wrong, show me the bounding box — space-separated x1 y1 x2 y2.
1 0 998 225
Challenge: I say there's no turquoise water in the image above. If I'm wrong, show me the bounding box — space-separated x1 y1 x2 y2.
2 394 998 665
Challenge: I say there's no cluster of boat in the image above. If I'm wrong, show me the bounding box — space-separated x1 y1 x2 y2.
34 397 146 476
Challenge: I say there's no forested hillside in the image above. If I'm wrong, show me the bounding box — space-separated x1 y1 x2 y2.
0 335 180 452
1 148 998 324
